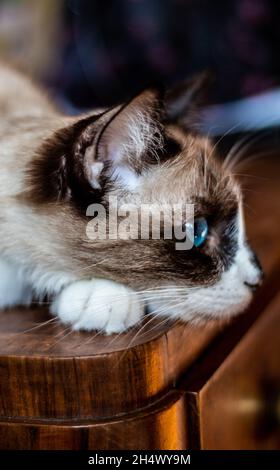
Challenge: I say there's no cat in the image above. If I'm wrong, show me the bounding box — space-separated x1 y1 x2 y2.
0 63 263 334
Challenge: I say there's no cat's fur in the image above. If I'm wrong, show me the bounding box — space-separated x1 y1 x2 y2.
0 63 262 333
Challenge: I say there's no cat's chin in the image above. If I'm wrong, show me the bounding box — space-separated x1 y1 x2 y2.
146 290 253 326
185 296 253 326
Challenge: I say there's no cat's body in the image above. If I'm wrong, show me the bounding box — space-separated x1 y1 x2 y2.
0 63 262 333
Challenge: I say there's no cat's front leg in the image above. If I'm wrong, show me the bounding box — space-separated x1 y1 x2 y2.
50 279 144 334
0 258 32 308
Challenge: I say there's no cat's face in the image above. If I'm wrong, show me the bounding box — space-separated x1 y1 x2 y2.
28 77 263 323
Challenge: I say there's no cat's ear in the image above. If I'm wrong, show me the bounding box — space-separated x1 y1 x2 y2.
79 87 164 191
165 72 212 128
26 87 165 207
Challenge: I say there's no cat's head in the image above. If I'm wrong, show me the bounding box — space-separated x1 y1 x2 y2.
28 75 263 323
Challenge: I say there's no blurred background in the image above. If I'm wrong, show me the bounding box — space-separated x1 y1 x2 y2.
0 1 279 450
1 0 280 135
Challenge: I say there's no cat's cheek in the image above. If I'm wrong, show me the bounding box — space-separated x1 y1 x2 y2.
50 279 144 334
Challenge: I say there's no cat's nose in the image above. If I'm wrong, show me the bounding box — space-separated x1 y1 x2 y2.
244 280 261 292
244 251 264 291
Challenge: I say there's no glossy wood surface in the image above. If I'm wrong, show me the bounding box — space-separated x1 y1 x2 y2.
0 391 187 450
199 292 280 449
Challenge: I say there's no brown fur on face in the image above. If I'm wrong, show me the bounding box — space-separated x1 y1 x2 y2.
24 122 240 292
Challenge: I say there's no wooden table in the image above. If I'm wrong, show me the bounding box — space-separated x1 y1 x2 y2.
0 156 279 449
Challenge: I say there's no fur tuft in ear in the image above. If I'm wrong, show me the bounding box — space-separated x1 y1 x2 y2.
87 88 165 189
78 87 166 191
99 89 163 162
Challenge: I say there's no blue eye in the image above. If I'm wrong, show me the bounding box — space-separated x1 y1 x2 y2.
185 217 208 248
193 217 208 247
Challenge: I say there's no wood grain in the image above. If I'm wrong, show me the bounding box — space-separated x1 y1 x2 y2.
0 309 220 420
0 391 187 450
198 292 280 449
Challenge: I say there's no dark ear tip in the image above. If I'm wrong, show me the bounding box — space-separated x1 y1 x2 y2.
123 82 166 118
136 81 166 102
166 70 215 100
165 70 216 123
196 69 216 89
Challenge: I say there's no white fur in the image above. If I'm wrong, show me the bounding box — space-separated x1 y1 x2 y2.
27 268 77 299
127 109 164 161
89 161 104 190
51 279 144 334
105 108 163 192
147 246 260 324
0 257 77 306
107 108 163 164
111 165 141 191
0 258 32 308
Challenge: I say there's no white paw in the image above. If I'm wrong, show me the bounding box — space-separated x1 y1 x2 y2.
51 279 144 334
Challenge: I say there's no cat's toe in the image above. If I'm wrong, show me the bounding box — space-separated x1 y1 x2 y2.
51 279 143 334
100 286 143 335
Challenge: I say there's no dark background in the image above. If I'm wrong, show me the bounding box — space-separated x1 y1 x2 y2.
54 0 280 106
0 0 280 140
54 0 280 109
1 0 280 119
